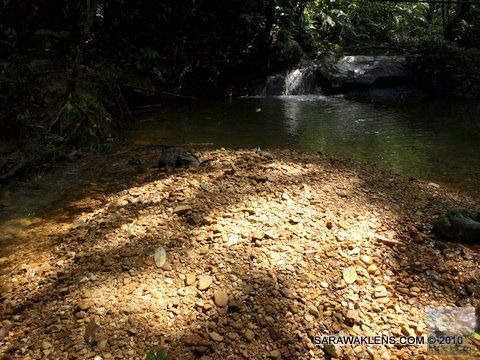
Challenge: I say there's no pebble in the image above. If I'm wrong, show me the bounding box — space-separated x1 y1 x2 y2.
213 290 229 307
173 205 192 215
265 304 276 314
324 344 341 358
360 254 373 265
374 285 388 298
3 149 475 360
197 275 213 290
244 329 255 342
281 288 295 299
308 306 320 318
185 273 196 286
345 309 361 325
269 349 282 358
367 264 378 274
269 327 281 340
177 288 186 296
252 230 264 240
154 245 167 268
209 331 224 342
77 300 93 311
343 267 358 284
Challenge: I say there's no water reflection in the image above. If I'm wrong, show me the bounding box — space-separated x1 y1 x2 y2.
131 96 480 195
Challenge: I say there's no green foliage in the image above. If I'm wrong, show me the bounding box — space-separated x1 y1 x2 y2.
270 35 304 71
34 29 70 52
1 28 17 50
1 0 480 181
145 348 167 360
23 133 68 162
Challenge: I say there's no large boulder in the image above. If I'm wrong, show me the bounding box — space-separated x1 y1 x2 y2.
434 208 480 243
320 55 414 90
158 147 200 170
261 74 286 96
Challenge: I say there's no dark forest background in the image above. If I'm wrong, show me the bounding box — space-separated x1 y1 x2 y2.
1 0 480 179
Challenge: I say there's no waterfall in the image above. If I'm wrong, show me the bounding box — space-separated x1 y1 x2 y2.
258 66 321 96
284 68 316 95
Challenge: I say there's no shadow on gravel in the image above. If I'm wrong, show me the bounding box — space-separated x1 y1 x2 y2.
0 148 478 359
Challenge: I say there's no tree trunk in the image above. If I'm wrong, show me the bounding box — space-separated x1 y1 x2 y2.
67 0 98 97
258 0 276 71
426 3 436 26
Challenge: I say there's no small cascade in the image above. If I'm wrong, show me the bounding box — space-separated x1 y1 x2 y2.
284 67 316 95
258 65 321 96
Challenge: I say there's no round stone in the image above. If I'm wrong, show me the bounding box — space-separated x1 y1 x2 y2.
245 329 255 342
213 290 229 307
197 275 213 290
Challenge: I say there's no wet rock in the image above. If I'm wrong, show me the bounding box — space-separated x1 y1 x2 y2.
321 56 410 88
158 147 200 169
434 207 480 243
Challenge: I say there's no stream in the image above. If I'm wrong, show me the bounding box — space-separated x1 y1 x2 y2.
131 96 480 196
1 95 479 258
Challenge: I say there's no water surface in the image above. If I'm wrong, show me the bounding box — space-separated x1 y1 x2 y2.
131 96 480 196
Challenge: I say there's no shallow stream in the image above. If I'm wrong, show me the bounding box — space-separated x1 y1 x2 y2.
132 96 480 196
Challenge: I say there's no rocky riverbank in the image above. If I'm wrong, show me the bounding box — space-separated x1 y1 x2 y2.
256 54 480 102
0 148 479 359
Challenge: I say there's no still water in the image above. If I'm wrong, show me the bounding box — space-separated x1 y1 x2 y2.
131 95 480 195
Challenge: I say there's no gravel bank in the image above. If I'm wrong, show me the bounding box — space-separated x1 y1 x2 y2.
0 148 478 359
